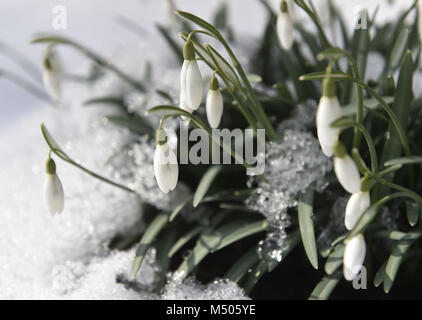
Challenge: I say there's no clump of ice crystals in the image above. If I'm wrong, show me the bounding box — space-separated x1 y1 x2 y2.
246 111 332 262
162 277 249 300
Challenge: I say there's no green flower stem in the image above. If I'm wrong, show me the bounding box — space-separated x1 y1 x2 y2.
294 0 331 49
50 148 135 193
375 178 422 207
177 12 277 140
0 68 50 102
31 35 146 92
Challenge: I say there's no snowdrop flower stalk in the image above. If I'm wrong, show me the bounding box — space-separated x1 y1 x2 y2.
276 0 294 50
154 128 179 193
43 157 64 215
345 177 371 230
42 49 61 101
316 77 343 157
333 141 361 194
343 233 366 281
180 39 203 114
206 73 224 128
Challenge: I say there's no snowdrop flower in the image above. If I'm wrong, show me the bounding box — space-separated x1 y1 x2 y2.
345 178 371 230
333 141 361 194
154 129 179 193
206 74 224 128
276 0 294 50
180 39 203 111
42 50 61 101
343 233 366 281
43 157 64 215
316 78 343 157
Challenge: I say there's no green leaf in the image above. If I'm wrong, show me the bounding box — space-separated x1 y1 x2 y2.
176 11 220 39
205 44 238 84
131 213 169 278
193 165 223 207
225 245 259 283
174 219 267 279
384 231 422 293
146 105 209 130
298 188 318 269
385 156 422 166
106 115 154 136
308 272 342 300
169 195 193 222
324 244 345 275
156 24 183 63
374 262 387 287
387 28 410 71
299 71 352 82
84 96 125 107
168 226 203 258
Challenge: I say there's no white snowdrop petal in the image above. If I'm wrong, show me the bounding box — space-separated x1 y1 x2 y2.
153 143 179 193
185 60 203 110
206 90 224 128
345 191 370 230
316 96 343 157
343 234 366 281
276 12 294 50
43 69 61 101
334 155 361 193
43 174 64 215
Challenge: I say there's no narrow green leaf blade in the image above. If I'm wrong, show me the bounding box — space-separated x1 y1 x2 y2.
324 244 345 275
309 272 342 300
193 165 223 207
131 213 169 278
298 188 318 269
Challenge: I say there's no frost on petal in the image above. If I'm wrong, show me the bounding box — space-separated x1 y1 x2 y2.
185 60 203 110
206 90 223 128
43 174 64 215
343 234 366 281
334 155 361 194
345 192 370 230
276 12 294 50
316 96 343 157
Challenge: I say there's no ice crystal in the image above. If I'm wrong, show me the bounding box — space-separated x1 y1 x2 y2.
162 277 249 300
246 125 331 262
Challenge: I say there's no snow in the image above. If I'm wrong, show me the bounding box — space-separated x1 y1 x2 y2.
0 0 416 299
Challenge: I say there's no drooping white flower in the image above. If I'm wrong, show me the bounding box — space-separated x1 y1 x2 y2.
316 78 342 157
42 50 61 101
153 129 179 193
345 191 370 230
343 233 366 281
334 142 361 194
276 0 294 50
43 158 64 215
206 75 223 128
180 40 203 111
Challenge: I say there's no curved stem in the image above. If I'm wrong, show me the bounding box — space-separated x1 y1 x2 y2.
31 35 146 92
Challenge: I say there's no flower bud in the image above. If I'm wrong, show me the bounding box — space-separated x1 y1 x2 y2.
316 78 342 157
333 141 361 194
43 158 64 215
276 0 294 50
42 50 61 101
345 191 370 230
180 40 203 111
206 75 223 128
343 234 366 281
154 129 179 193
